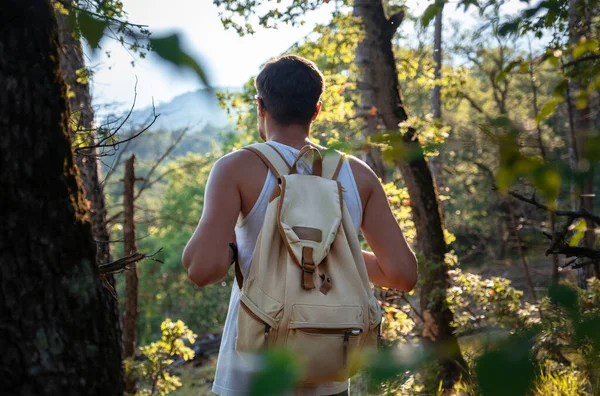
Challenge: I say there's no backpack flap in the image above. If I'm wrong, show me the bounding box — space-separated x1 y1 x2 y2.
277 174 343 290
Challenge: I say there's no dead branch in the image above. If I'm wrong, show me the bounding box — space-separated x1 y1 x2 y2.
507 190 600 226
135 129 188 201
98 248 163 275
562 54 600 69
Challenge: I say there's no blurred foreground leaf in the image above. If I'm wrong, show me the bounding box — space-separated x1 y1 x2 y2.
150 34 209 86
249 349 300 396
475 330 538 396
77 11 109 49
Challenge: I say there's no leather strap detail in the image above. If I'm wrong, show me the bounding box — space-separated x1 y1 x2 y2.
331 153 346 180
290 145 323 177
301 246 316 290
319 273 332 295
269 185 281 202
292 226 322 242
234 254 243 290
312 153 323 177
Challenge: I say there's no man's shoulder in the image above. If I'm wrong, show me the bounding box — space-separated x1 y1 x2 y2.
216 145 269 167
212 147 268 182
345 154 379 188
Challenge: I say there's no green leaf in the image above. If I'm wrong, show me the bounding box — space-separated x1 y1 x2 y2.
475 331 537 396
536 97 561 124
421 3 441 27
78 11 109 49
518 62 529 73
249 349 300 396
150 34 209 86
573 39 599 59
498 19 520 37
495 60 520 83
553 79 568 97
549 283 579 317
568 219 587 247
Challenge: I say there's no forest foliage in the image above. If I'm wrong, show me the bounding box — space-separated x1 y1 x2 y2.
11 0 596 394
94 0 600 394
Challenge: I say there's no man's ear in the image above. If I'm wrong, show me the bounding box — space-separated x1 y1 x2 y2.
312 101 322 121
257 98 267 117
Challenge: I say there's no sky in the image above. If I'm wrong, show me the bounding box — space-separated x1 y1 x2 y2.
89 0 334 112
89 0 525 113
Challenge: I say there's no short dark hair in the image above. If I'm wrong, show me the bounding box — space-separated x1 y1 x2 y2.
255 55 325 125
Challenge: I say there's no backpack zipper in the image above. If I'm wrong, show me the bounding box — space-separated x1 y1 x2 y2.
297 328 362 369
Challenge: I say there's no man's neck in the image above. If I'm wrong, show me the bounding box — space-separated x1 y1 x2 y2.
267 124 313 150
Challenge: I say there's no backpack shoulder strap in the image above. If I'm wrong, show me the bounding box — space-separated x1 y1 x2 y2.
321 149 346 180
242 143 291 177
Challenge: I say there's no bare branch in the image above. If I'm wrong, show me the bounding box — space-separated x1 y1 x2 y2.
552 247 600 261
508 190 600 226
135 129 188 201
102 138 132 186
98 249 163 275
562 54 600 69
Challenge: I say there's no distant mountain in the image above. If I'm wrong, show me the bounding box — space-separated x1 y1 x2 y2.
106 87 241 133
96 87 243 167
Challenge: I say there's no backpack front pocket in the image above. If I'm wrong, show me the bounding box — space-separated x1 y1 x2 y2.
235 292 281 356
286 304 365 383
287 327 362 383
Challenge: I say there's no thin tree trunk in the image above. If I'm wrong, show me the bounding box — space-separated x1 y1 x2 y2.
429 8 444 192
507 200 538 303
56 0 123 363
527 44 560 281
568 0 598 286
353 0 467 388
123 155 139 394
0 0 122 393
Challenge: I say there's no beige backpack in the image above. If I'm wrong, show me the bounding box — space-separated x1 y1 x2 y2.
234 143 382 384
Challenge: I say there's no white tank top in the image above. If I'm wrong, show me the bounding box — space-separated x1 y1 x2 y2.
212 141 362 396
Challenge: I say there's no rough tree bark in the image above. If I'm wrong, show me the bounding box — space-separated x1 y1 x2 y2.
123 155 139 394
0 0 123 393
355 39 388 180
55 0 123 360
57 0 114 268
353 0 467 388
568 0 599 286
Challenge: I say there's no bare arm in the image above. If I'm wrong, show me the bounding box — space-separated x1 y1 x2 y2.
351 157 418 291
182 153 240 287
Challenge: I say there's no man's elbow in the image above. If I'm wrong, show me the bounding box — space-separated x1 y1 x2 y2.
390 258 418 292
185 255 228 287
188 265 213 287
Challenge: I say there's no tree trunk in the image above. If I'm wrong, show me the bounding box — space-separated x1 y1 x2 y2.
355 27 388 180
429 8 444 192
57 0 114 277
123 155 139 394
56 0 123 362
568 0 599 286
353 0 467 388
527 45 560 281
0 1 123 393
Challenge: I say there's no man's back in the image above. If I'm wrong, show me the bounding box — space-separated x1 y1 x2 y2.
182 55 417 395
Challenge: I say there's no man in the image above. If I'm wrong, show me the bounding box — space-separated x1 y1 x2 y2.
183 55 417 395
